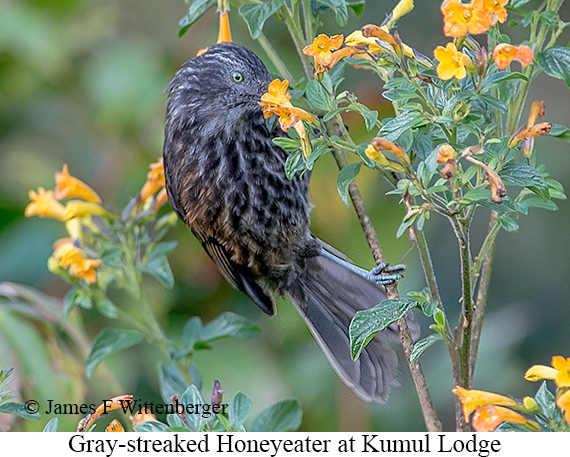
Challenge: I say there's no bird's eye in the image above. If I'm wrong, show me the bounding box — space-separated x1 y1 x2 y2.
232 71 244 83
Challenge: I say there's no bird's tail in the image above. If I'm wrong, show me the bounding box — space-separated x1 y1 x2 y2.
284 251 410 402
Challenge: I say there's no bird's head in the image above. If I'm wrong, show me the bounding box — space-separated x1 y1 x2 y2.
166 43 272 131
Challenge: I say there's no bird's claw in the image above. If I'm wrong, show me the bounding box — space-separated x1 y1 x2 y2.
367 262 406 285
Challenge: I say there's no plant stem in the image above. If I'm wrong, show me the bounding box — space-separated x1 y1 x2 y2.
257 33 295 83
470 211 499 372
331 148 442 432
281 3 312 79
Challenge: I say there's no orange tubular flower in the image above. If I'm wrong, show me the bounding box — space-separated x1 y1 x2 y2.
78 395 134 432
434 42 473 80
493 43 533 70
55 164 102 204
303 34 355 75
471 405 527 432
552 356 570 388
483 0 508 25
261 79 314 132
52 239 102 283
25 187 67 221
441 0 492 38
105 419 125 432
140 158 166 203
437 144 457 163
453 386 519 420
557 389 570 426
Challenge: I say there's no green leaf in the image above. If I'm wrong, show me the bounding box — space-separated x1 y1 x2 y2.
199 312 261 344
181 316 203 351
481 71 528 91
62 287 79 324
238 0 284 39
537 47 570 86
350 298 418 360
410 334 443 362
311 0 349 26
178 0 217 37
284 150 306 179
549 123 570 142
534 381 557 419
523 198 558 211
478 94 508 112
0 402 41 420
347 0 365 16
336 162 363 207
159 363 188 403
378 111 428 143
179 385 205 431
94 297 119 319
306 142 330 169
229 391 252 429
43 417 59 431
460 188 492 204
499 162 548 190
305 80 332 111
139 243 176 288
135 420 169 432
272 137 300 151
85 328 144 378
498 215 519 232
249 399 302 432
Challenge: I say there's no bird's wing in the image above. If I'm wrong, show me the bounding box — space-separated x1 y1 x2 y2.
192 229 275 315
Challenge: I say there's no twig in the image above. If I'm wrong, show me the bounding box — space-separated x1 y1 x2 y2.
331 150 442 432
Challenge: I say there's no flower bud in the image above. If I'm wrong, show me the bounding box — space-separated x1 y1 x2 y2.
211 379 223 405
440 159 458 179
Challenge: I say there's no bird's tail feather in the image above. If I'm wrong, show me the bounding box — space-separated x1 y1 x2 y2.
285 253 408 403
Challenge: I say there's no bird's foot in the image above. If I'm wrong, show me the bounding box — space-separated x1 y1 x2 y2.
366 262 406 285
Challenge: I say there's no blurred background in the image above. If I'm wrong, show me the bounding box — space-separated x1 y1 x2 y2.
0 0 569 432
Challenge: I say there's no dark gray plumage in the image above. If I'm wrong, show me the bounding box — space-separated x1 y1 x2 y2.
163 42 402 402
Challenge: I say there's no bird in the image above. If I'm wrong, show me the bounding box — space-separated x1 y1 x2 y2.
162 42 408 402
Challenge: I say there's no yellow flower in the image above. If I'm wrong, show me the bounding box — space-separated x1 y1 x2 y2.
441 0 492 38
64 200 107 221
53 239 82 267
105 419 125 432
434 42 473 80
437 144 457 163
552 356 570 388
68 258 102 284
557 389 570 426
345 30 384 53
25 187 67 221
302 34 355 75
493 43 533 70
140 157 166 203
452 386 519 420
52 238 102 283
483 0 508 25
261 79 313 131
525 364 559 382
55 164 102 204
365 138 408 173
389 0 414 24
345 28 416 59
463 154 507 203
154 188 169 210
471 405 527 432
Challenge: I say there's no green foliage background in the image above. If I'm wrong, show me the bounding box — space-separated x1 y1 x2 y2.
1 0 569 431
